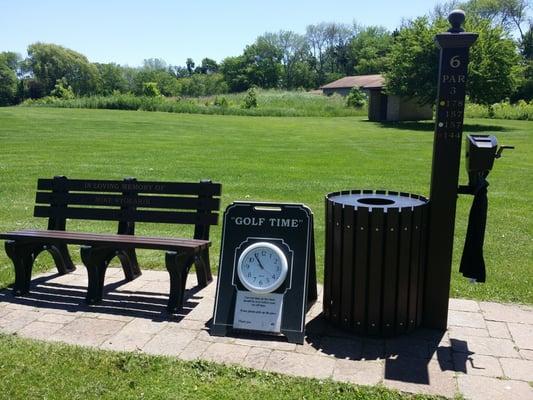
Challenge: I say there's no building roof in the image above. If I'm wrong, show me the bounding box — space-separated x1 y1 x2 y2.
320 74 385 90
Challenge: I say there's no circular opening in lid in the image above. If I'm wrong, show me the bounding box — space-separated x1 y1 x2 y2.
357 197 395 206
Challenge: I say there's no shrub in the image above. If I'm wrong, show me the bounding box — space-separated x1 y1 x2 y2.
465 100 533 121
50 78 75 100
177 73 228 97
213 96 228 107
142 82 161 97
346 87 366 108
242 87 258 109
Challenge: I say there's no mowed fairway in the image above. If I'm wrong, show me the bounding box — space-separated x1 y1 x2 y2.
0 107 531 303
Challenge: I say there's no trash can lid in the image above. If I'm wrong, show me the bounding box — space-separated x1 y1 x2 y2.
329 192 427 210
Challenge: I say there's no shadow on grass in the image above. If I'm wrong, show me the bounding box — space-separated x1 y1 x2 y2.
371 121 509 133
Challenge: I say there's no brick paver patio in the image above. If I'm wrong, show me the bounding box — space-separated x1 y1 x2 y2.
0 267 531 399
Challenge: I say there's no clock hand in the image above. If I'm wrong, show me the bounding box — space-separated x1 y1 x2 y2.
254 254 265 270
255 253 277 275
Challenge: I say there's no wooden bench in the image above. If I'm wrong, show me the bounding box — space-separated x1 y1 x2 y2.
0 176 221 312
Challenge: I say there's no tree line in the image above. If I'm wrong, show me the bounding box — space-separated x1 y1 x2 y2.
0 0 531 107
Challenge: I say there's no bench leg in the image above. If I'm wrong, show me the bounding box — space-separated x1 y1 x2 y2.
48 243 76 274
116 249 141 281
5 241 77 296
165 251 194 313
80 246 116 305
194 249 213 288
5 241 40 296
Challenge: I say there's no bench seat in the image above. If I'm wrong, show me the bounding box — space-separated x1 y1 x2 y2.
0 230 210 251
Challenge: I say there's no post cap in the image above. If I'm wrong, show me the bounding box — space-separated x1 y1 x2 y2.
448 9 466 32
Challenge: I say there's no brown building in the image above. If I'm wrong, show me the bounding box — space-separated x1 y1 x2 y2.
320 74 433 122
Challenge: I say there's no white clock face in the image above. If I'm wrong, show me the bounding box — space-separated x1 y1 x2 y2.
237 241 288 294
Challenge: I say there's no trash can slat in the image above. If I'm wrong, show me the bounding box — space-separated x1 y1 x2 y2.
396 209 413 334
331 202 343 324
353 207 369 334
408 206 423 331
341 206 354 329
323 198 333 319
382 208 399 336
367 208 385 335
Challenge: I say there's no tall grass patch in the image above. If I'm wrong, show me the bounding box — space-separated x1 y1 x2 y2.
22 90 368 117
466 100 533 121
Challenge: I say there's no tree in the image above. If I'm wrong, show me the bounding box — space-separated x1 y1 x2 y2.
305 21 355 83
468 18 522 105
513 23 533 100
463 0 531 40
348 26 393 75
275 31 310 89
323 22 354 74
0 61 17 105
133 68 179 97
306 23 328 84
186 58 195 75
199 58 219 74
220 55 249 92
385 17 444 105
143 58 167 71
521 22 533 58
435 0 532 41
26 43 98 96
289 60 317 89
176 73 228 97
168 65 190 78
219 34 283 92
242 37 282 88
385 16 521 106
0 51 22 75
0 51 20 99
121 66 140 93
94 63 128 95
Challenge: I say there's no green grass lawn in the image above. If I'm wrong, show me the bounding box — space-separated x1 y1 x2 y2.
0 334 439 400
0 107 531 304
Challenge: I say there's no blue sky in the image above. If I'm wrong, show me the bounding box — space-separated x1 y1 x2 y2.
1 0 443 67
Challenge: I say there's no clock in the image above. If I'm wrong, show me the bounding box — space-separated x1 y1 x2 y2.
237 241 288 294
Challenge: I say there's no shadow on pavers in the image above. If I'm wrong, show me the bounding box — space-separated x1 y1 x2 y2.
306 314 470 385
0 272 203 322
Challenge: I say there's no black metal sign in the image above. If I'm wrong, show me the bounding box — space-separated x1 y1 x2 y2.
211 202 317 344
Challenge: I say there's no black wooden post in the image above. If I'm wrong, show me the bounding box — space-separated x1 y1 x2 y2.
423 10 478 330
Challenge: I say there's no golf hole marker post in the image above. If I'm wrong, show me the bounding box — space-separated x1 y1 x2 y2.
211 202 317 344
423 10 478 330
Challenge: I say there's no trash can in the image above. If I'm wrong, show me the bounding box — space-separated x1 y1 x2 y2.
324 190 429 337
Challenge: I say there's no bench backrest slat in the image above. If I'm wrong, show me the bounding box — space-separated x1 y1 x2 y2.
34 206 218 225
35 192 220 211
37 179 222 196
